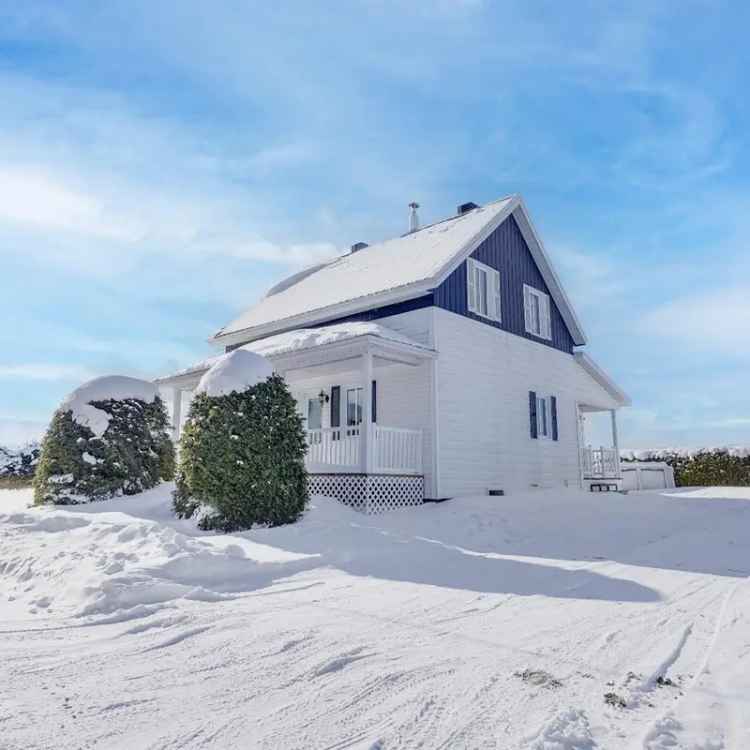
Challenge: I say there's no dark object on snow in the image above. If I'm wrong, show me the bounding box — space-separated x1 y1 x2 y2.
514 669 562 689
655 675 676 688
173 373 308 531
34 397 174 505
604 692 627 708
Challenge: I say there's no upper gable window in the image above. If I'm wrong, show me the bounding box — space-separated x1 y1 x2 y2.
467 258 501 322
524 284 551 340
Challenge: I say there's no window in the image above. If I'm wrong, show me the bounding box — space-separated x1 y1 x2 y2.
346 387 363 427
467 258 501 322
537 395 549 439
529 390 558 441
523 284 551 340
306 398 322 430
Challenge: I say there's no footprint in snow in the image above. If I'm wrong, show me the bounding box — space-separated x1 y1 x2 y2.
313 648 370 677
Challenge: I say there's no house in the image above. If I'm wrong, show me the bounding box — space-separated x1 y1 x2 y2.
156 195 630 511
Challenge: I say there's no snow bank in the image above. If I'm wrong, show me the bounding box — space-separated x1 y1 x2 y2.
195 350 273 398
0 484 314 621
2 484 750 748
60 376 159 438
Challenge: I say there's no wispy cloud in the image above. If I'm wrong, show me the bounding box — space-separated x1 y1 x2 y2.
0 364 99 381
642 286 750 356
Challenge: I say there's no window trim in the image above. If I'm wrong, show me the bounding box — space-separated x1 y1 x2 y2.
524 284 552 340
467 258 502 323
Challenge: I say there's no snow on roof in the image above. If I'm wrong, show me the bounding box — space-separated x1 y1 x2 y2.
61 376 159 438
215 198 514 341
247 321 432 357
156 322 432 384
195 350 274 398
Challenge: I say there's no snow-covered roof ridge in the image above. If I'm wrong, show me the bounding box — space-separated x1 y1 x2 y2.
213 196 524 345
156 322 433 384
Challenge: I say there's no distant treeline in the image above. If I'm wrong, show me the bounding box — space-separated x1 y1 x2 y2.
622 447 750 487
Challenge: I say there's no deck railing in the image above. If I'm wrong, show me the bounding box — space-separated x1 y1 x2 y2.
373 425 423 474
305 428 360 468
582 446 620 478
305 425 422 474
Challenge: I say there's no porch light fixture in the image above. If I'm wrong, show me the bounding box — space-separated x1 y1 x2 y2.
318 389 330 406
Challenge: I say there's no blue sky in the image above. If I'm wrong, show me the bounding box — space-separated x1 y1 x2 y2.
1 1 749 447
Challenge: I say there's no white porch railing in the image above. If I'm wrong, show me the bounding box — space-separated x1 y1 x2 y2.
305 425 422 474
305 428 360 469
582 446 620 478
373 425 423 474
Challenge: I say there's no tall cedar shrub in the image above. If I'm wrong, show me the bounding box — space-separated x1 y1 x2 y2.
173 374 308 531
34 396 174 505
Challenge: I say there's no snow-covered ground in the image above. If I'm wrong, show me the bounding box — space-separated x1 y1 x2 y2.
1 486 749 749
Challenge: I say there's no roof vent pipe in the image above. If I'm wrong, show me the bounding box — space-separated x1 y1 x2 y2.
408 201 420 233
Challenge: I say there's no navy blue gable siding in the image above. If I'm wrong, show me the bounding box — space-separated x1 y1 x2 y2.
433 215 575 354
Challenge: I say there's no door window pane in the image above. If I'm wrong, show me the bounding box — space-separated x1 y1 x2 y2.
346 388 362 426
307 398 322 429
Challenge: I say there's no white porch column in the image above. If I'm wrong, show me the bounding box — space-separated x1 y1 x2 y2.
360 351 373 474
172 388 182 440
610 409 621 477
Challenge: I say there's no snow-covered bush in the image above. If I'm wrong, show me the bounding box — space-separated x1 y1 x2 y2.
173 350 308 531
622 447 750 487
34 376 174 505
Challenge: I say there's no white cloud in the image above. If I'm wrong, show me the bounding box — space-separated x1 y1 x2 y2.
0 167 142 241
0 418 47 447
642 286 750 355
0 364 99 381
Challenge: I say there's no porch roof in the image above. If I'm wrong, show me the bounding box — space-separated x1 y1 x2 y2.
155 322 435 387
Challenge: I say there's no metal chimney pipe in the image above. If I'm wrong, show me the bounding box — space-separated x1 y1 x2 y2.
408 202 420 233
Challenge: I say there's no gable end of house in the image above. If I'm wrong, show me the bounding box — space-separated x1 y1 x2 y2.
433 214 576 354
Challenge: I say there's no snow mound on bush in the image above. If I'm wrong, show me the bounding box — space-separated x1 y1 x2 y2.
195 349 273 398
61 376 159 438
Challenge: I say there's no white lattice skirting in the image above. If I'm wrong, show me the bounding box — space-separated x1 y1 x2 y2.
308 473 424 514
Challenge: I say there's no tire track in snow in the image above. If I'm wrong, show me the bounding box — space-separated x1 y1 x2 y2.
635 578 742 749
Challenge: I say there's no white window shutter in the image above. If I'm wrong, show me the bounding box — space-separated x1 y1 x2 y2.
491 269 502 321
541 295 551 339
467 259 477 313
523 286 533 333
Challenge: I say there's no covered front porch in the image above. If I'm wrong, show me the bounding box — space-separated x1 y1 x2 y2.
577 403 622 491
156 322 435 511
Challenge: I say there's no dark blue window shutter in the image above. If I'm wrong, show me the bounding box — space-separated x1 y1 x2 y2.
529 391 538 439
330 386 340 427
371 380 377 423
551 396 558 441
